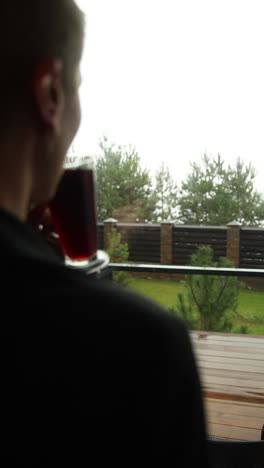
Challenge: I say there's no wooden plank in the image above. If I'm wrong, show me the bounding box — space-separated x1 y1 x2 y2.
204 399 264 441
192 342 264 355
201 373 264 398
199 367 264 382
205 398 264 420
201 373 264 390
206 408 263 431
191 331 264 344
197 361 264 377
191 330 264 339
207 417 263 435
191 333 264 345
207 422 261 441
197 359 264 373
192 338 264 350
194 347 264 362
202 386 264 404
194 338 264 347
192 342 262 351
196 354 264 370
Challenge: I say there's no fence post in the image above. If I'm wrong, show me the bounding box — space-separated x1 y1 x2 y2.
160 221 174 264
226 220 241 267
104 218 118 250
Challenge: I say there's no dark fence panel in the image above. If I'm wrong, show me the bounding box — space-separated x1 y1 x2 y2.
97 223 104 250
240 228 264 269
117 223 160 263
97 222 264 274
172 225 227 265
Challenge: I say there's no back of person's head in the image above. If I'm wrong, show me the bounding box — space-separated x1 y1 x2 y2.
0 0 85 135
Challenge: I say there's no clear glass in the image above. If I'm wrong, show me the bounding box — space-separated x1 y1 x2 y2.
49 155 97 268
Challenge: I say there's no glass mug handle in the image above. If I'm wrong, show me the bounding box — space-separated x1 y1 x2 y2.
27 204 64 259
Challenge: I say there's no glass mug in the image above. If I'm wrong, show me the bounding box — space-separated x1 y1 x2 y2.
48 156 97 267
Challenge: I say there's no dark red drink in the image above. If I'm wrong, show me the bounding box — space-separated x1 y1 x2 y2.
49 167 97 263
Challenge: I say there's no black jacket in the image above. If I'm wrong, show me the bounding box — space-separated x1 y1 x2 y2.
0 209 208 466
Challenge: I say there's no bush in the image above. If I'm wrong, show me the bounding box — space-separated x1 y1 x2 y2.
106 228 131 286
170 245 244 332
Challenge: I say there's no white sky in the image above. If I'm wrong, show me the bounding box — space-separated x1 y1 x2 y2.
73 0 264 192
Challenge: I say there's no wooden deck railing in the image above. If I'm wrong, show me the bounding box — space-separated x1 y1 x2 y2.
108 262 264 277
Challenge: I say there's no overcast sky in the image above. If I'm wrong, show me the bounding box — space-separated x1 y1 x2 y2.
74 0 264 192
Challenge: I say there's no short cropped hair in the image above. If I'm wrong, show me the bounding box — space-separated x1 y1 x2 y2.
0 0 85 129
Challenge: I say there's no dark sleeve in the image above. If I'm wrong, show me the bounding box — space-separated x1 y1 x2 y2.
20 277 209 466
155 313 209 466
75 281 210 466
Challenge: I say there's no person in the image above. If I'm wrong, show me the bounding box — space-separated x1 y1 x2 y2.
0 1 209 465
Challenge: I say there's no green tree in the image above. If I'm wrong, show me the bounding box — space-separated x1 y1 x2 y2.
95 136 156 222
152 162 178 222
105 227 130 286
171 245 243 332
178 153 264 226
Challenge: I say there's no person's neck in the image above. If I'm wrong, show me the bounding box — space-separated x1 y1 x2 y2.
0 137 33 222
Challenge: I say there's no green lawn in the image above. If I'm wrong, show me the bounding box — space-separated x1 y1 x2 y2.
126 277 264 335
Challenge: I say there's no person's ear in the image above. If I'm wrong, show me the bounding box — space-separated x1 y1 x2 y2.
32 59 64 134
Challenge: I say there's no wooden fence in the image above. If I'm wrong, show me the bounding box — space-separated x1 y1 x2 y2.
97 219 264 286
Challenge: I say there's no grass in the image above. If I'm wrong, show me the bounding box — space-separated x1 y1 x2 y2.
236 289 264 334
126 277 264 335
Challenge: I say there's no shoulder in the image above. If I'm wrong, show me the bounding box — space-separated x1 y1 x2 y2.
46 274 185 327
17 261 194 362
42 275 194 360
